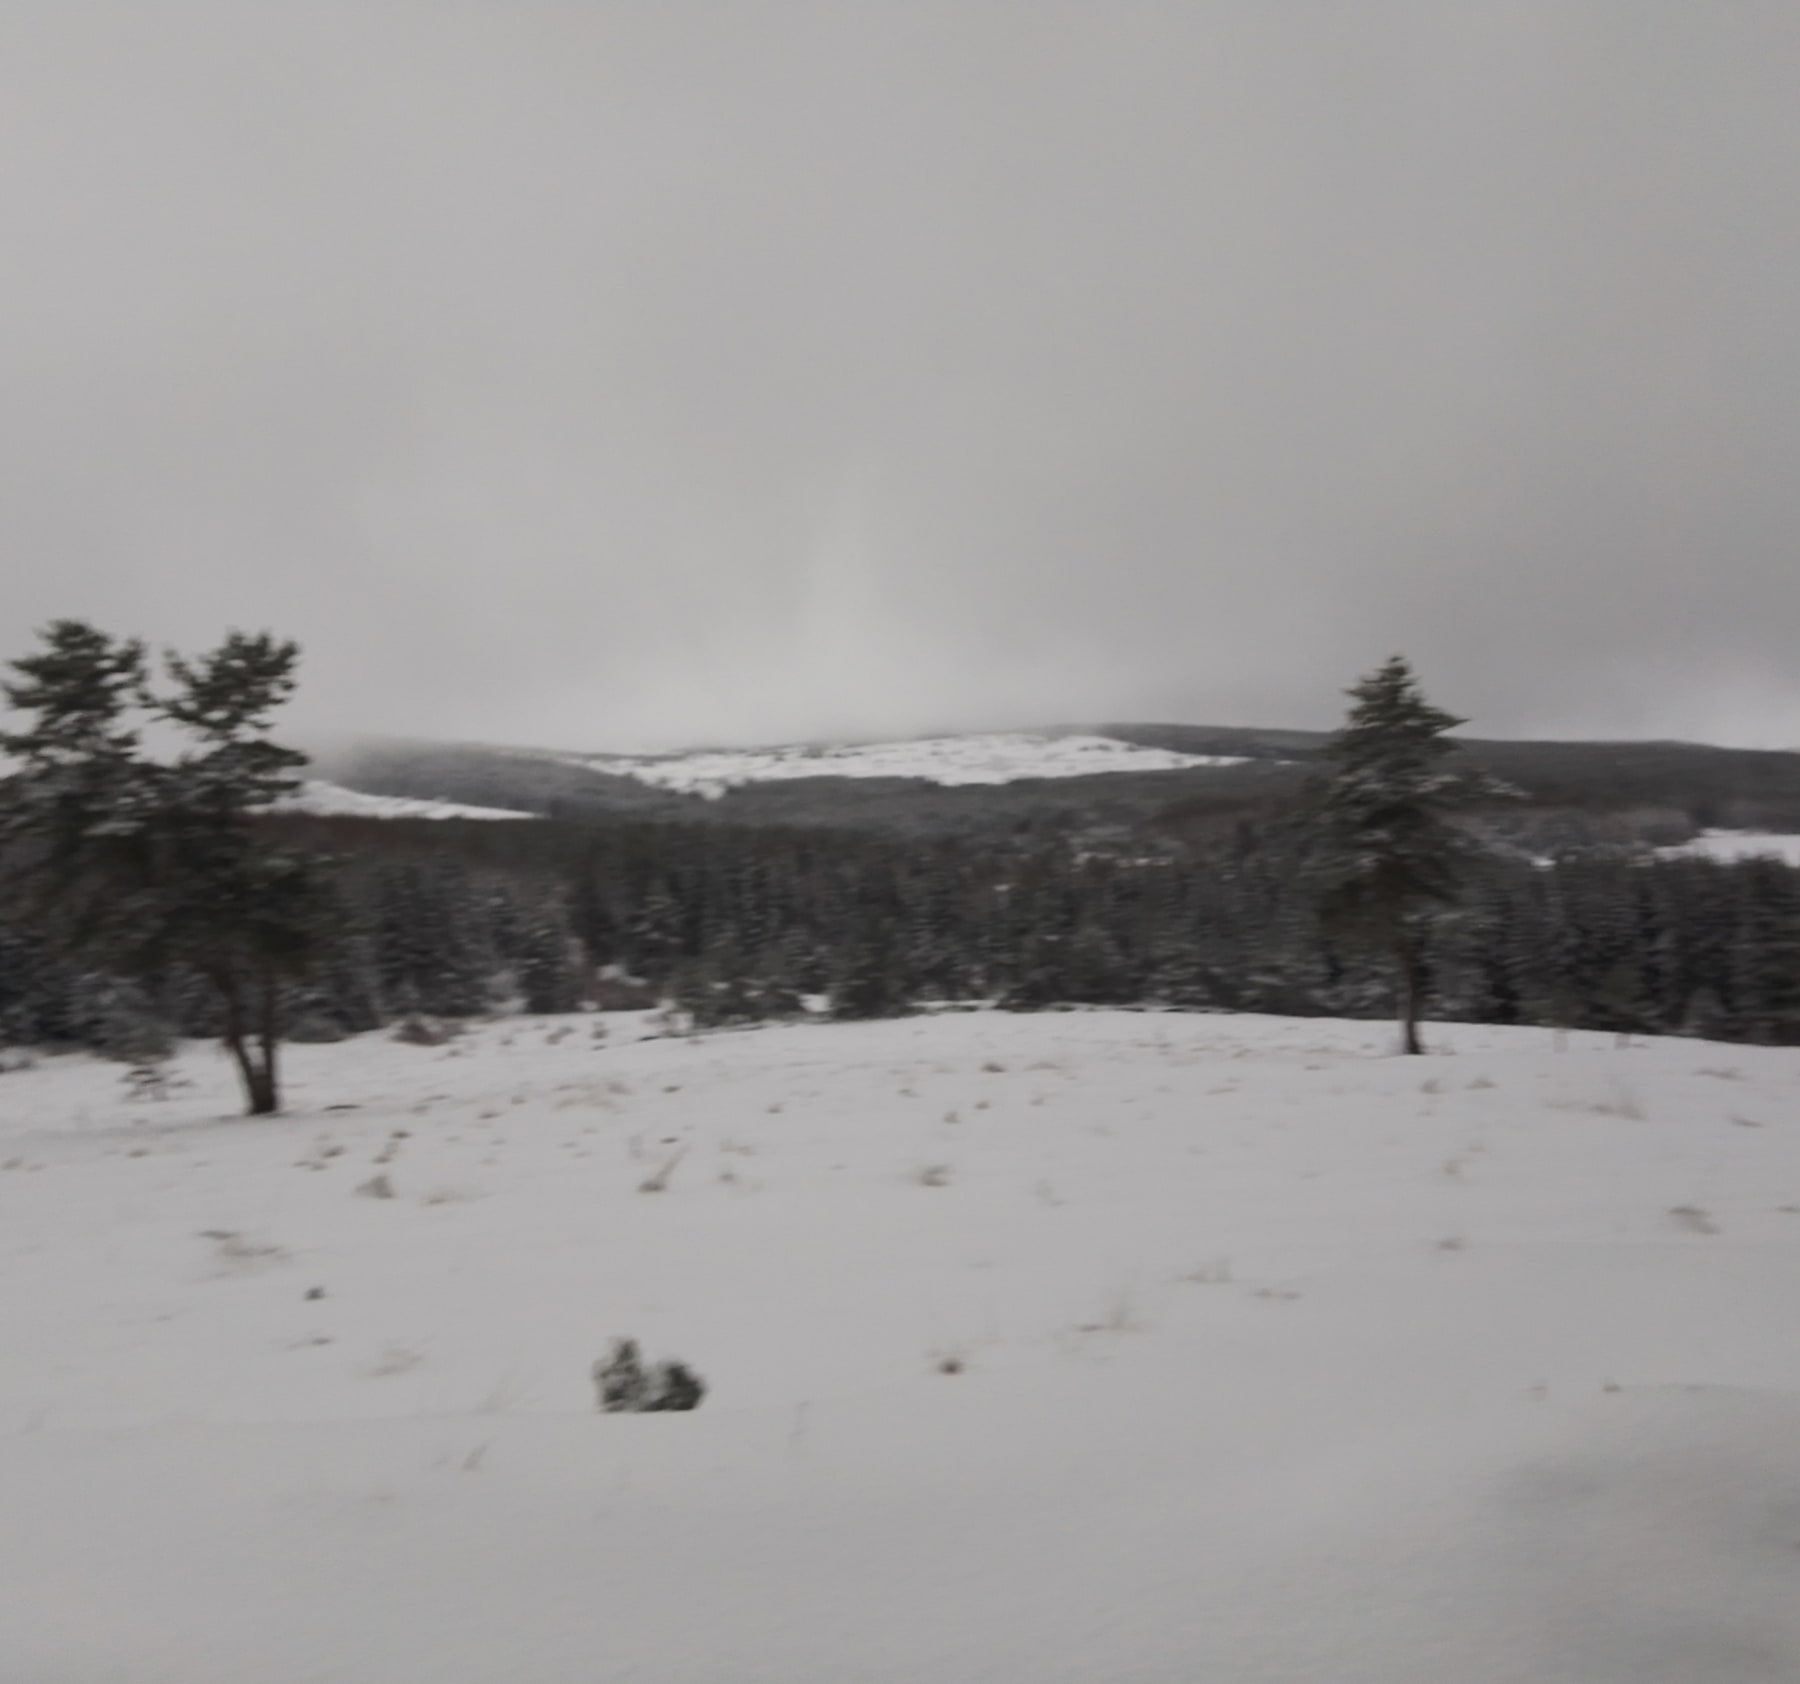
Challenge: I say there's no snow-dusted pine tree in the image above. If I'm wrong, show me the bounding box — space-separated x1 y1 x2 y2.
829 912 908 1021
1728 860 1800 1045
1305 656 1509 1054
1 622 328 1114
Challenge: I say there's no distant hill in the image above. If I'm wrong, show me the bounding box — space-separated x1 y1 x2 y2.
304 729 1295 838
303 726 1800 847
271 780 536 823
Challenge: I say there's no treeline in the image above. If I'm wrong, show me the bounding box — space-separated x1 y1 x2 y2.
5 811 1798 1052
5 625 1798 1113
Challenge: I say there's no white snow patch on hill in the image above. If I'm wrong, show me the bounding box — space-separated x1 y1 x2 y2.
5 1009 1800 1681
272 780 537 821
578 731 1249 797
1661 829 1800 866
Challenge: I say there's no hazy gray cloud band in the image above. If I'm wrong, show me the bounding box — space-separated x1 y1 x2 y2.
1 2 1795 750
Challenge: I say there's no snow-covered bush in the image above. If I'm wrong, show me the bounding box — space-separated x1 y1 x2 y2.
591 1338 706 1413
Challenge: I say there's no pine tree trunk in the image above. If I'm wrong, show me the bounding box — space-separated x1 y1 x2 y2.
215 966 281 1116
240 1055 278 1116
1396 932 1425 1055
255 968 281 1115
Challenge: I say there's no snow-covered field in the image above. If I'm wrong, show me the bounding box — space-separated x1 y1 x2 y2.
274 780 537 821
5 1009 1800 1682
1662 829 1800 867
577 731 1250 797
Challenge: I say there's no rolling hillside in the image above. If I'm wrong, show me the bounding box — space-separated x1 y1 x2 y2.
305 725 1800 847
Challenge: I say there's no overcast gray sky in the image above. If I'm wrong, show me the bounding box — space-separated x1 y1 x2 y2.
2 2 1796 752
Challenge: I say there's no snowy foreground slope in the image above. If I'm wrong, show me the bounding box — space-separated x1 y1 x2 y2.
5 1011 1800 1683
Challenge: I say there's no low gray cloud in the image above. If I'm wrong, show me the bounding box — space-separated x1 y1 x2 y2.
2 2 1795 750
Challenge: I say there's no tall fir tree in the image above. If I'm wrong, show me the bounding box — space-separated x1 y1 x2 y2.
1728 860 1800 1045
1305 656 1508 1053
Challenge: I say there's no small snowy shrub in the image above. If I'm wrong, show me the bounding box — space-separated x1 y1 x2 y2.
1588 1080 1645 1120
121 1051 175 1103
1668 1204 1719 1235
108 1005 180 1102
591 1338 707 1413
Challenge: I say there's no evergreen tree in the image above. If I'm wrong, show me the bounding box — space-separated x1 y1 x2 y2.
999 931 1071 1010
513 889 585 1015
671 936 762 1029
1448 880 1527 1025
751 942 807 1020
1305 656 1508 1053
2 622 329 1114
627 883 684 980
1729 861 1800 1044
828 913 909 1021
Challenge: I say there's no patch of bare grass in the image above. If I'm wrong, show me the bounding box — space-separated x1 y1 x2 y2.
1667 1204 1720 1236
199 1229 287 1271
638 1146 687 1193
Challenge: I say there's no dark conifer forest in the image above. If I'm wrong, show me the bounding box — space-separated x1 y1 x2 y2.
5 627 1800 1079
5 802 1798 1055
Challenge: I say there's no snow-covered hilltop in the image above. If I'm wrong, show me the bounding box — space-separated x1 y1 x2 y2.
576 731 1251 799
272 780 536 822
299 726 1800 854
1660 829 1800 867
